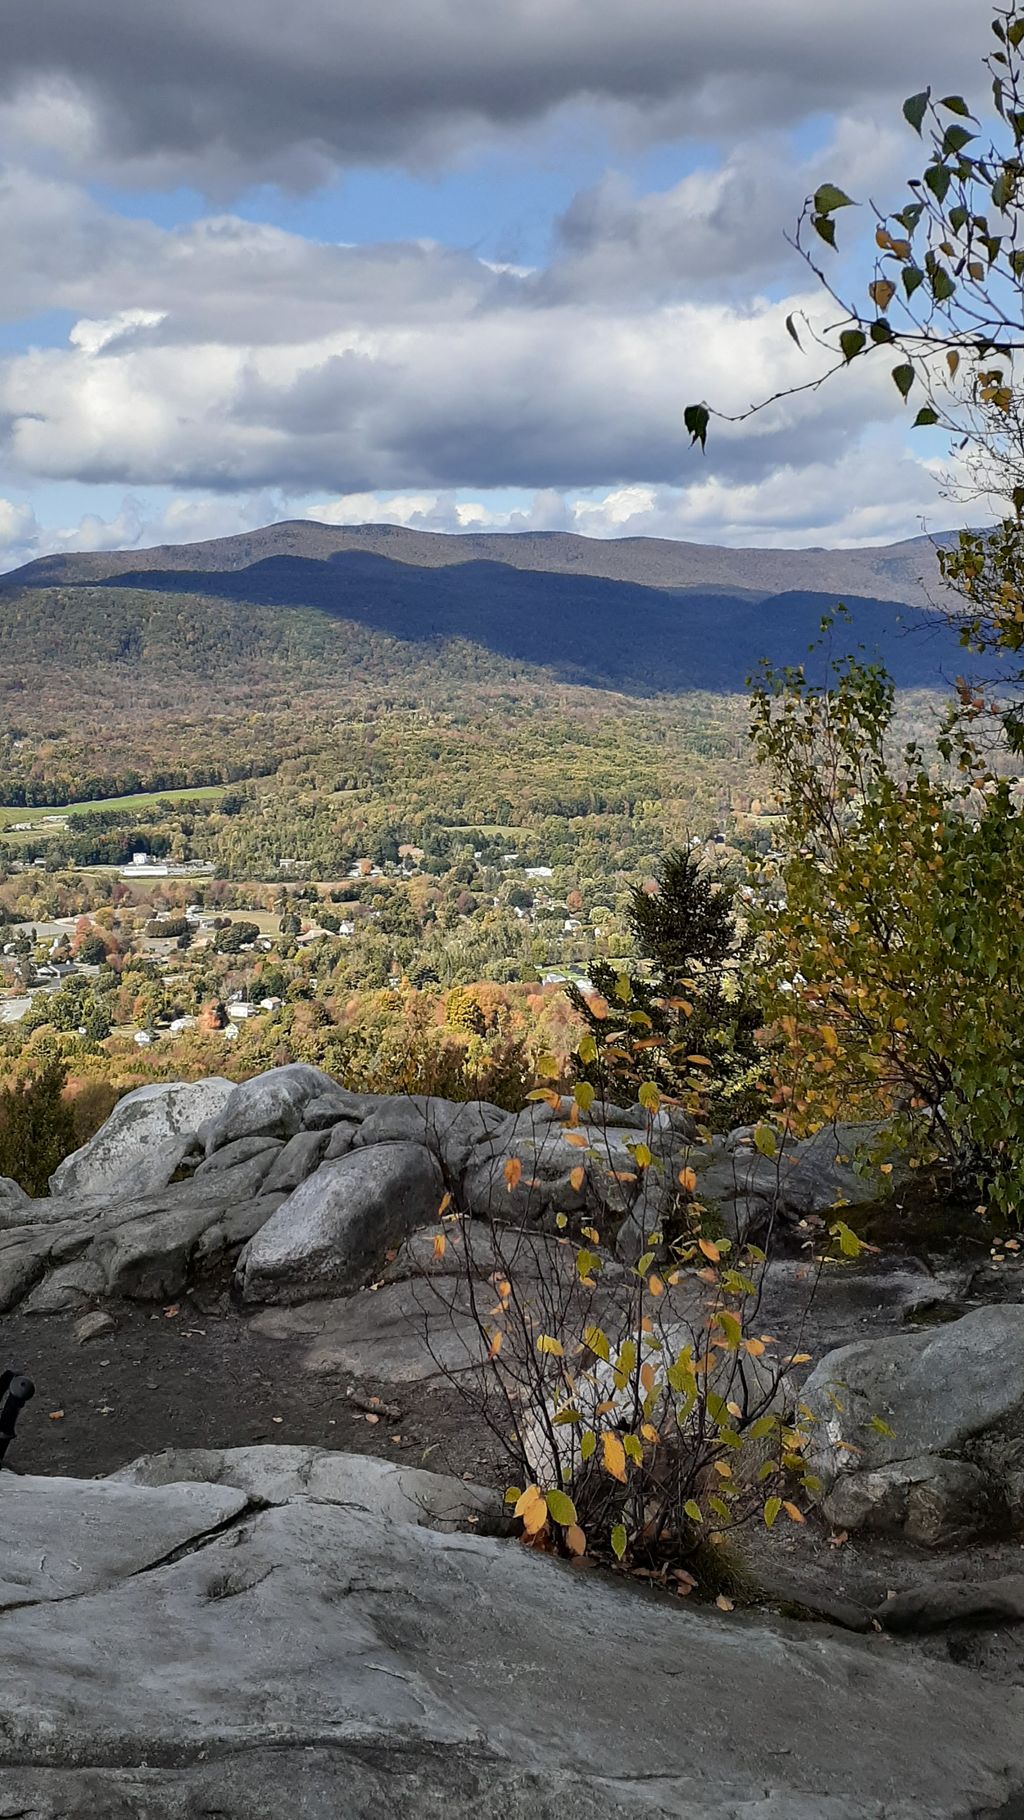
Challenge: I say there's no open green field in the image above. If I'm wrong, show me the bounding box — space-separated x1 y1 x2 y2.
0 784 231 836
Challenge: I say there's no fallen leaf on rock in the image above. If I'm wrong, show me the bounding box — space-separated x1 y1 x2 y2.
271 1415 283 1424
365 1412 380 1424
49 1410 65 1421
163 1305 180 1319
715 1595 734 1612
828 1530 849 1548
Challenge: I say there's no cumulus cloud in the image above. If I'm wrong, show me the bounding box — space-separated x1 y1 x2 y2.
0 1 979 193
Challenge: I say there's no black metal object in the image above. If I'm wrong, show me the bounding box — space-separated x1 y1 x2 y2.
0 1371 34 1469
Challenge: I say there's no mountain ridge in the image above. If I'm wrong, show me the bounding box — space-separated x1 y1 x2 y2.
2 518 956 611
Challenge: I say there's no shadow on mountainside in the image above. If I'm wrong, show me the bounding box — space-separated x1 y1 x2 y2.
79 549 975 695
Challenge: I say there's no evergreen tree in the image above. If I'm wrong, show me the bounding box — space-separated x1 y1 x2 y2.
570 848 764 1128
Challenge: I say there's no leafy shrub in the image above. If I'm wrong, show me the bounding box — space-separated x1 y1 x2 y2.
750 647 1024 1214
425 1025 816 1584
0 1059 78 1195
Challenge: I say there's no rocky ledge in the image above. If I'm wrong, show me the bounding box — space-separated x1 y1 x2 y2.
0 1063 899 1316
0 1444 1021 1819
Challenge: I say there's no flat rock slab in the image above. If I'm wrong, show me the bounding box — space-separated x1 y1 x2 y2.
0 1473 247 1611
251 1277 486 1383
0 1449 1021 1819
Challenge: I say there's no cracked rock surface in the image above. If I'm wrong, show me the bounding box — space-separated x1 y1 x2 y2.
0 1446 1021 1819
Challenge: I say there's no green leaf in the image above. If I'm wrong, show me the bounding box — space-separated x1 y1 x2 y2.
684 403 709 451
903 89 930 134
545 1489 578 1527
584 1324 611 1363
785 312 803 350
574 1081 595 1114
924 164 951 203
839 328 865 363
993 170 1015 210
581 1430 597 1463
577 1033 598 1065
811 213 836 248
638 1080 661 1113
684 1499 704 1524
832 1220 865 1258
891 363 916 401
930 266 956 303
763 1496 782 1529
941 124 975 156
753 1123 778 1158
869 317 895 343
813 183 855 213
610 1522 627 1561
902 266 925 299
939 94 970 116
504 1486 523 1505
869 1415 897 1439
913 406 939 427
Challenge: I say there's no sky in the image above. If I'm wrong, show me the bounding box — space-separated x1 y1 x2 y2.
0 0 992 571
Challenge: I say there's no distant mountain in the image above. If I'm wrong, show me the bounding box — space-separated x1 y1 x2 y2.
6 518 954 611
1 519 975 697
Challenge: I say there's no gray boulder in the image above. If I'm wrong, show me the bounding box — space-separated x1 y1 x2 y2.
803 1305 1024 1542
0 1448 1019 1819
0 1174 28 1218
238 1141 445 1303
49 1077 233 1199
822 1455 999 1549
202 1064 348 1154
353 1094 508 1176
261 1128 329 1194
195 1134 284 1177
463 1113 682 1236
1 1156 284 1314
323 1118 360 1160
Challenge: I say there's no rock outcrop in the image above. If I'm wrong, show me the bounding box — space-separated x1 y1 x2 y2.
803 1306 1024 1544
49 1077 234 1199
238 1141 445 1303
0 1445 1019 1818
0 1066 907 1317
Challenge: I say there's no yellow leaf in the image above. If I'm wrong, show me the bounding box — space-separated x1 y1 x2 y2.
678 1166 698 1193
570 1165 586 1191
438 1191 452 1215
536 1052 559 1079
687 1055 713 1067
698 1237 721 1262
602 1431 628 1483
638 1081 661 1114
587 995 610 1021
432 1233 446 1260
504 1157 523 1192
514 1484 544 1518
522 1497 548 1536
537 1334 565 1357
564 1130 590 1148
648 1273 665 1296
744 1337 766 1357
565 1523 587 1556
641 1422 660 1444
488 1330 503 1359
783 1501 806 1524
633 1143 653 1168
